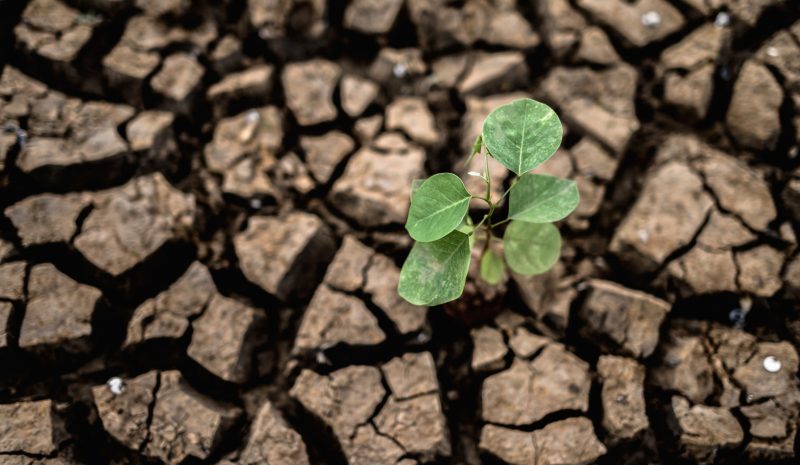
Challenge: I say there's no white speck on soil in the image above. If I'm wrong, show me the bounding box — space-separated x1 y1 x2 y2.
107 377 125 395
393 63 408 78
714 12 731 28
637 229 650 243
766 47 780 57
249 198 262 210
467 171 482 177
641 11 662 28
763 356 782 373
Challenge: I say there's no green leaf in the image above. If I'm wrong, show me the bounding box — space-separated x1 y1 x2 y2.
509 173 579 223
405 173 472 243
503 221 561 275
398 231 472 306
480 249 505 285
482 98 562 176
471 134 483 155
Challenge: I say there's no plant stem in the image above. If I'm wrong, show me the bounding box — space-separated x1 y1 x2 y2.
491 217 511 228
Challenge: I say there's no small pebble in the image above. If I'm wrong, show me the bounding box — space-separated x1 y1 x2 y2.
249 198 262 210
467 171 482 177
641 11 662 28
393 62 408 78
714 11 731 28
107 377 125 395
766 47 779 58
637 229 650 243
763 356 782 373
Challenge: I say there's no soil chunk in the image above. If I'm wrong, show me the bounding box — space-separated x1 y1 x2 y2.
0 302 12 348
5 193 90 246
536 0 588 58
386 97 441 145
144 370 241 464
323 235 374 292
231 401 310 465
610 161 713 273
541 65 639 154
726 60 783 151
381 352 438 400
740 400 798 460
126 111 175 155
470 326 508 372
329 134 425 227
374 393 450 460
732 341 799 400
693 151 776 231
652 332 714 403
19 263 101 352
281 59 341 126
92 371 158 450
579 279 670 358
207 65 274 118
293 284 385 353
661 24 729 120
479 424 536 465
0 399 61 455
344 0 404 35
534 417 607 465
74 173 196 276
234 212 335 301
598 355 649 441
364 253 428 334
151 53 204 111
188 294 265 383
340 74 379 118
204 106 283 199
125 262 215 346
481 345 590 425
300 131 355 184
458 52 528 96
735 245 784 297
0 262 26 301
576 0 684 48
669 396 743 464
15 0 95 81
291 366 385 439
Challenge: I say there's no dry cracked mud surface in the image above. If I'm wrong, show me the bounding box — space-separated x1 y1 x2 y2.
1 0 800 464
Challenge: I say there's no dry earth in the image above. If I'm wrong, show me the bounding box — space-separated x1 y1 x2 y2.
1 0 800 464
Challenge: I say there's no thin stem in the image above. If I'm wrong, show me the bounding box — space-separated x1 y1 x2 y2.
491 217 511 228
483 152 492 204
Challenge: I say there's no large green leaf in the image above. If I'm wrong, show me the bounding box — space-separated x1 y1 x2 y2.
509 173 579 223
398 230 472 306
503 221 561 275
480 249 505 285
482 99 562 176
405 173 472 243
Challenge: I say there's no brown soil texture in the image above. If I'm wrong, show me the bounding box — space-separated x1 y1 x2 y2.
1 1 800 465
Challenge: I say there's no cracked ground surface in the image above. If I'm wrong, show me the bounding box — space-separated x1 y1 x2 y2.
1 0 800 464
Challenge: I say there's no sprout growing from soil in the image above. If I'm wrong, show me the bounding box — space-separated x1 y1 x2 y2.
397 98 578 306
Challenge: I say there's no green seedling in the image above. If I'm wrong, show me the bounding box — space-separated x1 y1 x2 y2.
398 98 578 306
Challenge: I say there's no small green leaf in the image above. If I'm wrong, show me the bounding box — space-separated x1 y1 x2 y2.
503 221 561 275
509 173 579 223
480 249 505 285
482 98 562 176
405 173 472 243
398 231 472 306
471 134 483 155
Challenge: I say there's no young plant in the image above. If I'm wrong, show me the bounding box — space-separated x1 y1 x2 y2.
398 98 578 306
